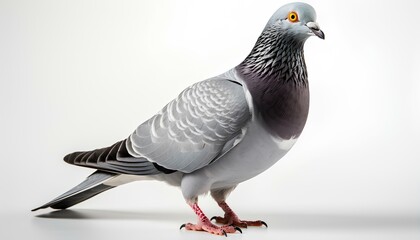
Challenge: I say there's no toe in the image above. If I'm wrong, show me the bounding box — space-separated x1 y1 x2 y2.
211 216 228 224
232 221 248 228
243 220 268 227
220 225 237 234
180 223 202 231
201 224 227 236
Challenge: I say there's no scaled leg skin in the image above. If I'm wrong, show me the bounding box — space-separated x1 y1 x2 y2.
210 189 268 228
180 200 241 236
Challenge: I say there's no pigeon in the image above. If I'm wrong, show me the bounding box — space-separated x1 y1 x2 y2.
33 2 324 236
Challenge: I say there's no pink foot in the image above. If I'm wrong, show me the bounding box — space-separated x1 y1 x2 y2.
180 203 242 236
180 221 241 236
211 201 268 228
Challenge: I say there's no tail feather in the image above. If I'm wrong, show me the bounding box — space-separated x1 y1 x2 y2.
63 139 174 175
32 171 117 211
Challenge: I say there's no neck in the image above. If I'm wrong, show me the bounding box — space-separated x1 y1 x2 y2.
237 27 308 87
235 28 310 139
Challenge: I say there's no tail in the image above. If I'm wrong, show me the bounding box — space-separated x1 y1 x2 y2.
32 170 118 211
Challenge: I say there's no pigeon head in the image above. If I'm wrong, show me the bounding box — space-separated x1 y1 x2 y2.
264 2 325 40
238 2 324 84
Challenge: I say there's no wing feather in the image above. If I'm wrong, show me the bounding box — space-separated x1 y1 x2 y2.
64 77 250 175
129 78 250 173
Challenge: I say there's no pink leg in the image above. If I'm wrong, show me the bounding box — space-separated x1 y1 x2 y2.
180 202 241 236
211 201 268 228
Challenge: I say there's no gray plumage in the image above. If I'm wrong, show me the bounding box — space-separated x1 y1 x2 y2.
32 171 116 211
128 79 250 173
33 3 324 234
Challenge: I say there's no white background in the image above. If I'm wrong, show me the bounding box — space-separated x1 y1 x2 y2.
1 0 419 239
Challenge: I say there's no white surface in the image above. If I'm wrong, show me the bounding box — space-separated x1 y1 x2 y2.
1 0 420 239
3 209 420 240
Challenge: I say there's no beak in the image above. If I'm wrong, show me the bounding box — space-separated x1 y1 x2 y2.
306 22 325 40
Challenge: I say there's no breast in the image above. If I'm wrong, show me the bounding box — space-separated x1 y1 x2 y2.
236 66 310 140
257 84 310 139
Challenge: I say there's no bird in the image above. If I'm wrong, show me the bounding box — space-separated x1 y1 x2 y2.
33 2 324 236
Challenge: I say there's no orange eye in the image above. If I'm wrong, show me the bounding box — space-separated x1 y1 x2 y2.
288 11 299 22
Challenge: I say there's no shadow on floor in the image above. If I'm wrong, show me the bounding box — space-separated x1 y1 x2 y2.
34 209 420 230
35 209 187 222
263 212 420 230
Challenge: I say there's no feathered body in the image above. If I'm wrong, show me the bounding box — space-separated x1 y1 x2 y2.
34 2 324 236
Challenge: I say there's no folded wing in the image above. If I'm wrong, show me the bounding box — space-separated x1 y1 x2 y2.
128 78 251 173
64 78 251 175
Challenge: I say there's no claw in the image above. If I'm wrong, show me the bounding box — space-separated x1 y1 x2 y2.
210 216 217 222
179 223 186 230
222 230 227 237
261 221 268 228
229 224 243 233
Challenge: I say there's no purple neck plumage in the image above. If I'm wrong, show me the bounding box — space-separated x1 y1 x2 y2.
236 28 310 139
